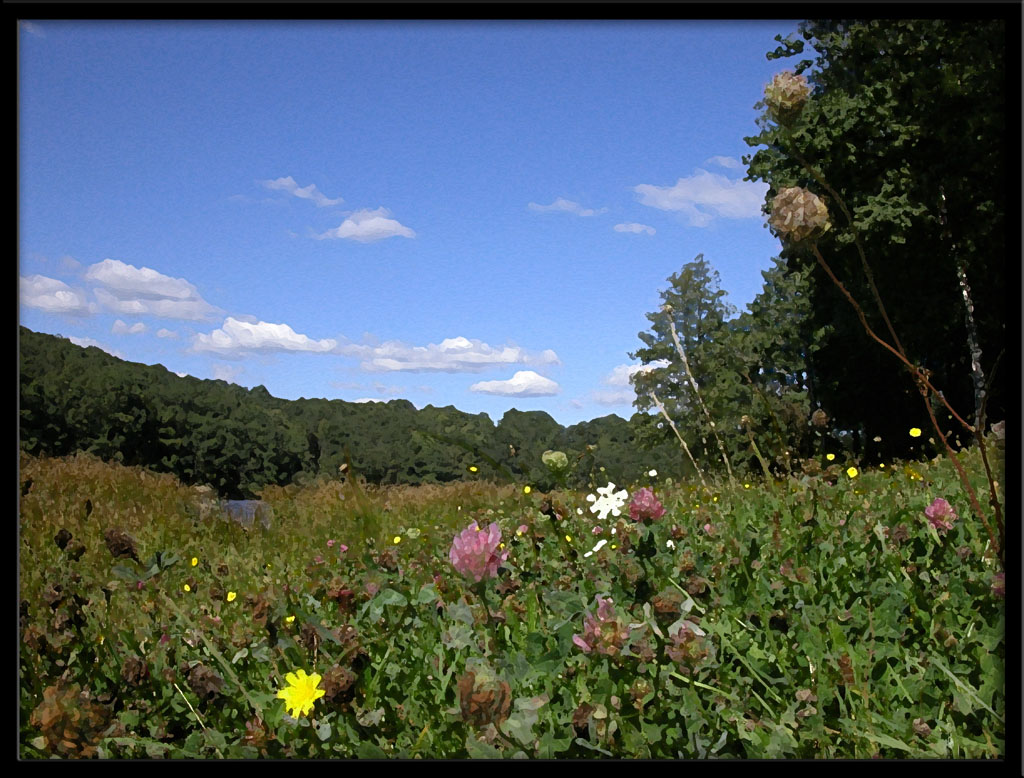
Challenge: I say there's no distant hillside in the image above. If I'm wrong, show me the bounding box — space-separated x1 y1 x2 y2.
19 326 690 497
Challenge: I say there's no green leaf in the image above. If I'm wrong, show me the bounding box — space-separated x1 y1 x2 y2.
355 740 387 759
465 734 503 758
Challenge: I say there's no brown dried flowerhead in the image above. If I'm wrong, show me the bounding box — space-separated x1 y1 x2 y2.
768 187 831 243
457 667 512 728
810 408 829 428
765 71 811 123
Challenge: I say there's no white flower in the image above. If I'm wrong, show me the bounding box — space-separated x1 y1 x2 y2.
648 469 658 477
666 539 676 550
591 539 608 554
586 482 629 522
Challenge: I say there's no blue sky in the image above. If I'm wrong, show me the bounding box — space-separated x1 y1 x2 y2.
19 19 798 427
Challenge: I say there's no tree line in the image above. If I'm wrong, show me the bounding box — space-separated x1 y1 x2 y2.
19 326 689 498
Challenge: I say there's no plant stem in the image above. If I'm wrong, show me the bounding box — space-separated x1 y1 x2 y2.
665 315 736 483
648 389 708 490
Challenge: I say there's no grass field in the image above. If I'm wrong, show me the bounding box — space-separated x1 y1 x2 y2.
18 447 1005 758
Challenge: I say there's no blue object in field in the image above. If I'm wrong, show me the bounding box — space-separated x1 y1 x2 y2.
222 499 273 530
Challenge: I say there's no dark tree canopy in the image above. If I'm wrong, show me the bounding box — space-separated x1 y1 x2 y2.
744 19 1008 461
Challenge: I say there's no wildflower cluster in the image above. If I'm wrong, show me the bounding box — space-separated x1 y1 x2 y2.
628 487 665 523
572 595 631 656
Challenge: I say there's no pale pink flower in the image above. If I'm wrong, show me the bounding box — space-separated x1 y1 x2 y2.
702 523 715 535
924 498 958 534
338 544 349 553
327 539 336 548
592 526 603 535
572 595 631 656
313 555 323 564
629 487 666 523
449 521 508 583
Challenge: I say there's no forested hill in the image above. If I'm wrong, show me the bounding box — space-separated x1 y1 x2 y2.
19 326 686 498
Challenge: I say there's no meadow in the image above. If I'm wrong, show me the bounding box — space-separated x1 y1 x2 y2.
18 442 1005 759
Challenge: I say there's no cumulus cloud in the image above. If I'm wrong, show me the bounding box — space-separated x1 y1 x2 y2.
112 319 147 335
352 398 387 404
336 335 561 373
614 222 656 236
85 259 220 321
193 317 338 357
315 207 415 242
175 371 189 378
634 169 768 227
66 336 124 359
261 176 344 207
587 360 672 406
469 370 560 397
20 275 95 315
528 198 607 217
156 328 179 339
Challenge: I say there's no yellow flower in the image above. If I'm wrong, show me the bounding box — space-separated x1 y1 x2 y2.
276 669 325 719
285 615 295 624
183 584 191 593
565 535 572 543
191 557 198 567
499 543 505 549
847 467 858 478
744 483 751 489
879 463 886 469
469 465 478 473
523 486 531 494
227 591 237 603
393 536 401 544
610 544 617 550
826 453 835 462
909 427 922 438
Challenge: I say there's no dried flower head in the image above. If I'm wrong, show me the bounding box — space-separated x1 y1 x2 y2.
456 666 512 728
811 408 829 428
449 521 508 583
769 187 831 243
764 70 811 122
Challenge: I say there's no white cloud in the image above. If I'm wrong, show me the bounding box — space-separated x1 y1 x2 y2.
193 317 338 357
112 319 147 335
20 275 95 315
211 364 243 384
336 335 561 373
604 360 671 388
704 155 744 171
614 222 656 236
261 176 344 207
175 371 188 378
590 389 637 406
352 398 387 404
634 169 768 227
156 328 179 339
587 360 672 406
66 336 124 359
470 370 560 397
528 198 607 217
315 207 415 242
85 259 220 321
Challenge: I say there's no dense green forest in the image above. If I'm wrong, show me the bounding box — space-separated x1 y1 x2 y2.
19 326 689 498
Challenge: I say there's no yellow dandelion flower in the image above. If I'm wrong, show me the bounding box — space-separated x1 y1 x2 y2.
826 453 835 462
499 542 505 549
610 544 617 550
393 536 401 544
469 465 478 473
744 483 751 489
847 467 858 479
523 486 531 494
879 463 885 469
909 427 922 438
565 535 572 542
191 557 198 567
227 591 237 603
276 668 325 719
285 615 295 624
183 584 191 593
